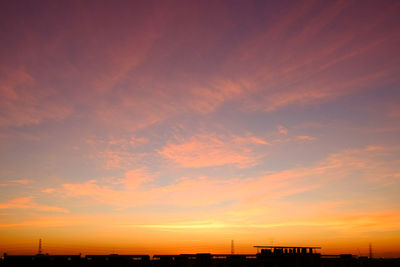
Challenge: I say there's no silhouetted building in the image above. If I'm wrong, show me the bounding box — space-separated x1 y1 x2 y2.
2 253 81 266
2 247 399 267
86 254 150 267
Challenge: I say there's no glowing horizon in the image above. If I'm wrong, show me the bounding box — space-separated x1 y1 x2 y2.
0 0 400 258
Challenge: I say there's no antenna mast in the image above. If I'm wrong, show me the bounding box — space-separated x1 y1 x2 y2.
369 243 373 259
38 239 42 254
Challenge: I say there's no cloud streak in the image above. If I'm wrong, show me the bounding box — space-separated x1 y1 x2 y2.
42 146 400 214
159 133 268 168
0 197 68 213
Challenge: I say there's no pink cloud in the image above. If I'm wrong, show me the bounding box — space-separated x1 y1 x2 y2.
0 197 68 213
277 125 288 135
0 68 71 127
47 164 307 208
222 3 400 113
10 179 32 185
42 188 56 194
296 135 316 141
1 3 397 135
86 136 148 170
95 150 145 170
190 79 246 114
1 1 398 133
121 168 153 190
0 179 32 187
158 133 267 168
33 144 399 238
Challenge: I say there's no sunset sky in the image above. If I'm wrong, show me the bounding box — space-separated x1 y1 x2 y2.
1 0 400 257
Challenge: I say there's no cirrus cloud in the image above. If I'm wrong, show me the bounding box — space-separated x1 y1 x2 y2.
0 197 68 213
158 133 268 168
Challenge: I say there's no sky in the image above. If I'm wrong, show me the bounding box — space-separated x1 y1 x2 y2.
0 0 400 258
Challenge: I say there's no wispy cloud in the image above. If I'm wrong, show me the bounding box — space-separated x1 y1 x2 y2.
1 1 398 132
296 135 316 141
0 68 71 127
44 146 400 214
0 197 68 213
10 179 32 185
86 135 148 170
0 179 32 187
223 2 400 113
277 125 288 135
124 209 400 232
158 133 267 168
190 79 246 114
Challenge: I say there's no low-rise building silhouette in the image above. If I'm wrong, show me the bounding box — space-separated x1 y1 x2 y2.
2 246 399 267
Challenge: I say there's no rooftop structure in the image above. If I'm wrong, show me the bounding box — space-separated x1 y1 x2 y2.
254 245 321 254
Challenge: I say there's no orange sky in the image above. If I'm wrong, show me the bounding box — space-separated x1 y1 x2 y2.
0 0 400 258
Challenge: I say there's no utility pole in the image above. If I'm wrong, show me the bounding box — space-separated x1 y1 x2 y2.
369 243 373 259
231 240 234 255
38 239 42 254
